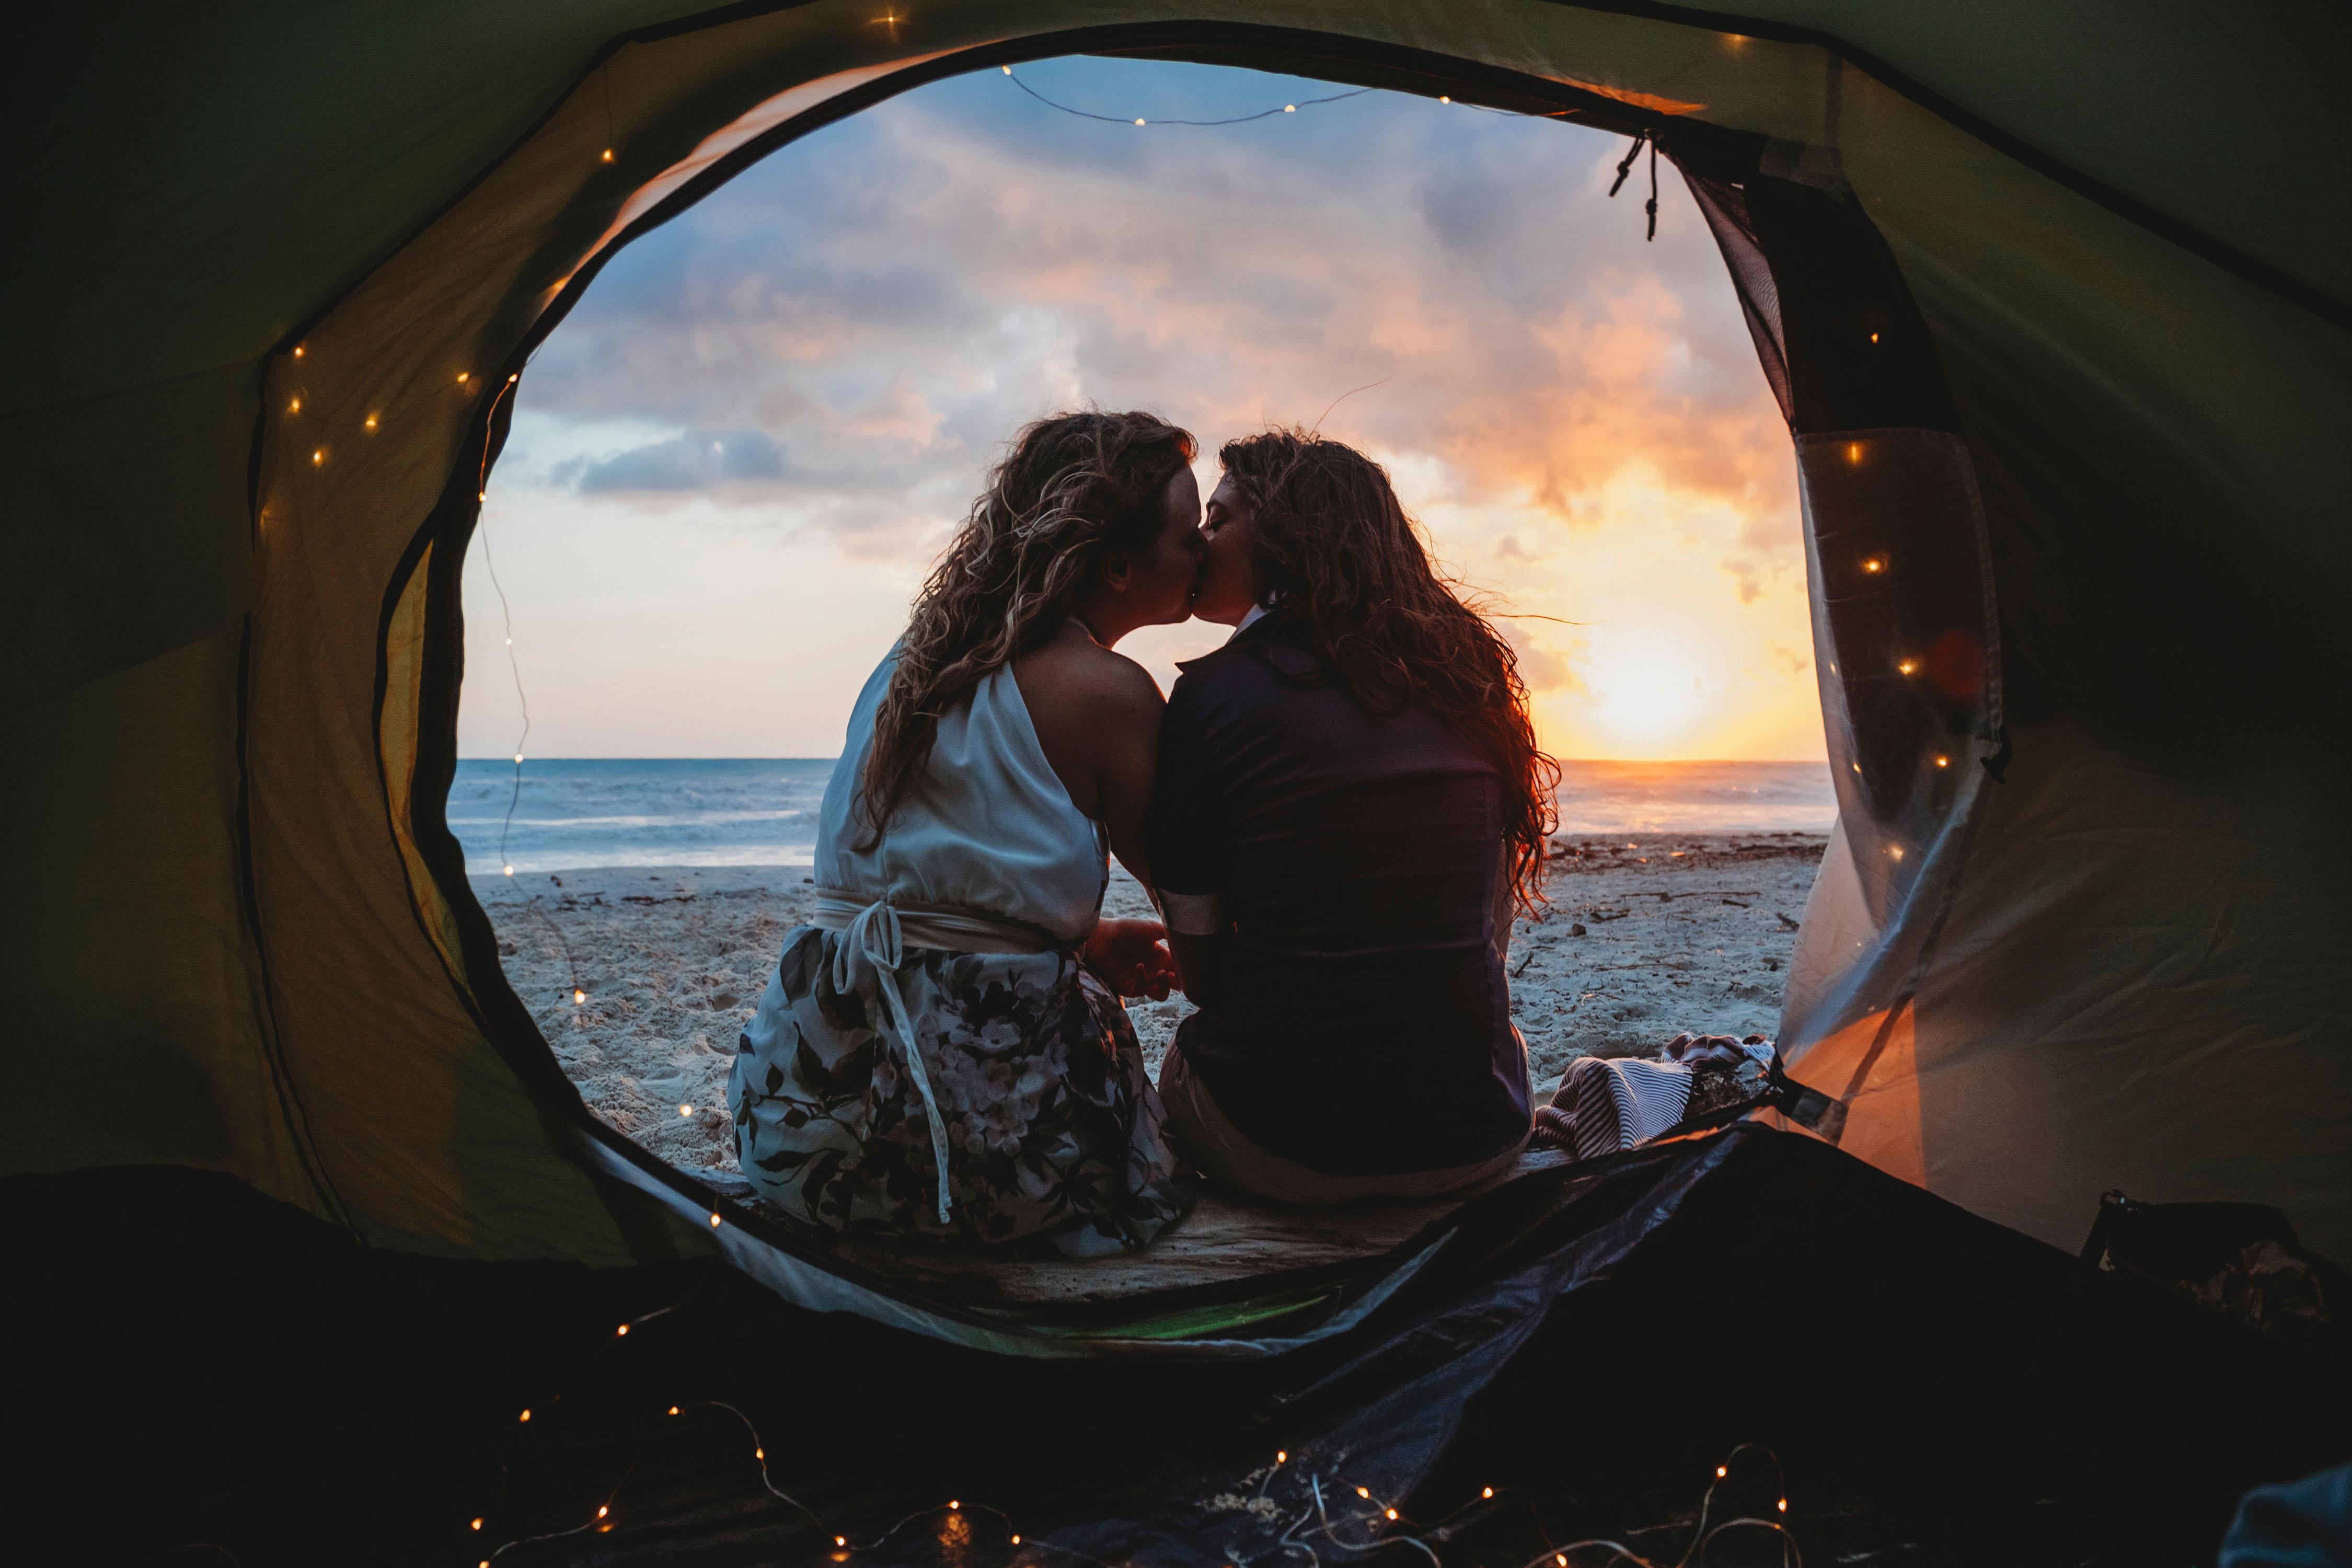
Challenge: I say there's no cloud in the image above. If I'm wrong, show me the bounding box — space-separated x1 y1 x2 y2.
505 61 1796 549
563 428 789 492
476 59 1823 759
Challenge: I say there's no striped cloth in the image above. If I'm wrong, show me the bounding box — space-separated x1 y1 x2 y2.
1535 1056 1695 1161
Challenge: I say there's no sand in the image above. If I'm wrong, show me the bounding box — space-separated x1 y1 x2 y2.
472 832 1826 1175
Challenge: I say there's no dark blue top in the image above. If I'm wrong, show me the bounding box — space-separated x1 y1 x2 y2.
1148 616 1531 1175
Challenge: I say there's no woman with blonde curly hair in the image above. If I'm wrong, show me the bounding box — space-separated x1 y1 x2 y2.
730 410 1202 1251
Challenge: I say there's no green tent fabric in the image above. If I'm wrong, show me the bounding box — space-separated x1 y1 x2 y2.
8 1 2348 1331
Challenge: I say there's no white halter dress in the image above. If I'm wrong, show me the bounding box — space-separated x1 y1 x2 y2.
728 647 1193 1251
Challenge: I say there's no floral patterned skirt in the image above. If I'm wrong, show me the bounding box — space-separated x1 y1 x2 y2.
727 925 1195 1250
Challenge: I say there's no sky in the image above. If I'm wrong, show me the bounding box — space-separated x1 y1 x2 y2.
459 57 1822 762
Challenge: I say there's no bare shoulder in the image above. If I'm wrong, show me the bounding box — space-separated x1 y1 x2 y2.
1014 627 1163 724
1013 625 1163 818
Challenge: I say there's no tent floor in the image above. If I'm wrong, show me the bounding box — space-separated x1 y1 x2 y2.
690 1146 1577 1306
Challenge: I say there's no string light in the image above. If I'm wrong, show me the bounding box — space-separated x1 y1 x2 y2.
1870 331 1880 342
457 371 470 384
288 397 301 413
1847 441 1863 464
364 413 378 430
312 448 325 465
710 1212 723 1226
601 148 615 163
574 987 587 1004
1004 66 1370 128
1862 557 1884 573
484 1291 1794 1568
1935 754 1950 768
679 1103 694 1117
1439 95 1450 103
1897 658 1918 674
471 1517 483 1530
504 864 515 876
292 345 305 358
616 1323 629 1336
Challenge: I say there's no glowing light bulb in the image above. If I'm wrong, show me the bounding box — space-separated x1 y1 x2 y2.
520 1409 531 1421
574 988 586 1004
1870 331 1881 343
1897 659 1918 675
616 1324 628 1335
669 1405 681 1415
1778 1498 1788 1513
1439 95 1451 103
1847 442 1863 464
601 148 615 163
312 449 324 465
1275 1451 1287 1464
1385 1509 1398 1521
1557 1557 1567 1566
1481 1487 1494 1499
597 1505 609 1519
289 398 301 413
1355 1488 1370 1500
1934 755 1950 768
836 1536 848 1547
1890 846 1905 860
471 1518 483 1530
1000 65 1010 74
950 1501 960 1511
508 373 518 383
457 372 470 384
754 1448 764 1460
1862 557 1883 572
679 1104 693 1117
1716 1466 1727 1478
514 752 524 764
478 490 486 501
709 1212 722 1226
365 413 378 430
1133 117 1145 126
1284 104 1295 112
1011 1535 1021 1546
504 865 515 876
293 345 305 358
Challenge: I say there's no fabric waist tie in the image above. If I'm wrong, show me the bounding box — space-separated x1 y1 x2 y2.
809 891 1067 1224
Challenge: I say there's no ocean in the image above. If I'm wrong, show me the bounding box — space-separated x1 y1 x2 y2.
450 757 1835 875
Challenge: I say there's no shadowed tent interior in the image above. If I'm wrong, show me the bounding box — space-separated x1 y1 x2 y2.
6 1 2349 1561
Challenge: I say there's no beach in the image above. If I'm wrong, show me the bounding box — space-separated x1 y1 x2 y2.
474 831 1826 1176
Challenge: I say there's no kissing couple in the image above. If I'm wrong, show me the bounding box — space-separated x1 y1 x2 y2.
729 410 1553 1254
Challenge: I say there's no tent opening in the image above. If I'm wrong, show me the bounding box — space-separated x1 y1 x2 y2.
446 53 1843 1228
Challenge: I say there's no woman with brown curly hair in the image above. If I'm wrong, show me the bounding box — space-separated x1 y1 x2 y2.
729 411 1202 1251
1150 429 1558 1203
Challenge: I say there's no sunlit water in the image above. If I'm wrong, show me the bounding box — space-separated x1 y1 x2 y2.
450 757 1834 874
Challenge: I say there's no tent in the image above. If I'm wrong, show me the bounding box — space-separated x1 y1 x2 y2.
9 0 2349 1355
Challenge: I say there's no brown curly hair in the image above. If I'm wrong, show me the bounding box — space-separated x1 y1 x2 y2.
1218 428 1560 911
860 410 1197 836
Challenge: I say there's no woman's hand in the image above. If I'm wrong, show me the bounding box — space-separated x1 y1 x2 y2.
1082 917 1180 1001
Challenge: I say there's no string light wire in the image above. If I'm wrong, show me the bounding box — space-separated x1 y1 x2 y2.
470 374 531 877
1002 65 1371 126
